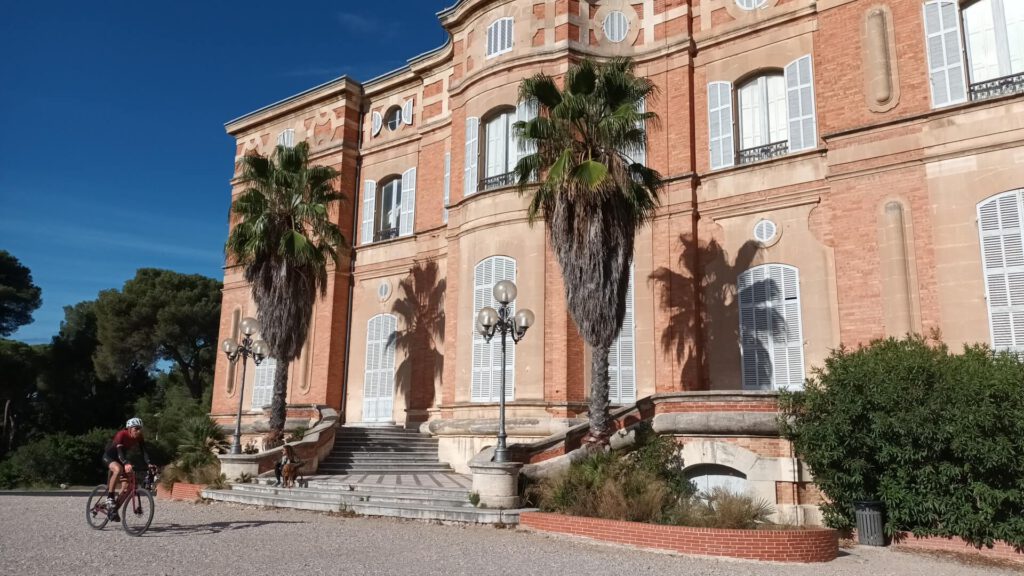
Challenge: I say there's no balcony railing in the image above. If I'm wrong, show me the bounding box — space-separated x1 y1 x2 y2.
373 227 399 242
737 141 789 165
969 72 1024 102
480 171 517 191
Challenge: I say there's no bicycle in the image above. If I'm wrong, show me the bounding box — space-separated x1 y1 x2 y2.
86 466 156 536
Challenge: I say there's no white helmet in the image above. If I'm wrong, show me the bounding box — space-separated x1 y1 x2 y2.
126 417 143 429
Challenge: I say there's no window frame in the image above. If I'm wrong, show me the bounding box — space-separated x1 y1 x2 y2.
737 263 806 391
486 17 515 58
385 105 403 131
977 190 1024 355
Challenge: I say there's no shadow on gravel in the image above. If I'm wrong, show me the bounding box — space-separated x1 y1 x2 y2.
0 491 92 497
146 520 303 537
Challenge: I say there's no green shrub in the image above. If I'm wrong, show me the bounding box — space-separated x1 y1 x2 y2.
176 416 228 473
286 427 307 443
781 335 1024 548
530 430 697 524
0 428 116 488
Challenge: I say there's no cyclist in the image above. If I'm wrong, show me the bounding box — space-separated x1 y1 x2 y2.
102 417 155 520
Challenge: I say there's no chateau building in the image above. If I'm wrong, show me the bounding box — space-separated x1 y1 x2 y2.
212 0 1024 522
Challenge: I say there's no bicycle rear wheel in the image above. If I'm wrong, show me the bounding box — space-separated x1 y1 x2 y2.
85 485 111 530
121 488 154 536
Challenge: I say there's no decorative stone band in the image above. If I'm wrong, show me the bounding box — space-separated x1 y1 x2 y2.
520 512 839 563
423 417 585 438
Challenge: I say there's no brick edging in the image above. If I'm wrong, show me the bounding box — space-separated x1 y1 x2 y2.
892 534 1024 564
520 512 838 563
157 482 207 501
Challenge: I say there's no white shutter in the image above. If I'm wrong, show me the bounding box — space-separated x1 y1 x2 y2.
609 267 636 404
464 117 479 196
923 1 968 107
361 180 376 245
402 99 414 125
978 191 1024 353
363 315 397 421
372 111 383 136
472 256 516 402
785 56 817 153
708 81 734 169
738 264 805 390
443 152 451 224
250 358 276 410
634 98 647 166
400 167 416 237
515 100 538 163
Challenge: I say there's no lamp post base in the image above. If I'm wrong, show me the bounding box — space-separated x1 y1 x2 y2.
469 460 523 509
230 434 242 455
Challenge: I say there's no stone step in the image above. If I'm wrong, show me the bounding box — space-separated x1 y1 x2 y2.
323 453 440 462
230 483 473 507
336 430 428 438
317 464 454 474
333 437 438 444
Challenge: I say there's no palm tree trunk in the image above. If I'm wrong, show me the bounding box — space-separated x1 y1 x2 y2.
588 343 612 443
269 358 290 438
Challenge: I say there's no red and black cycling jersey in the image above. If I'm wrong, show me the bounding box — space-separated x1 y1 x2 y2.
103 429 150 465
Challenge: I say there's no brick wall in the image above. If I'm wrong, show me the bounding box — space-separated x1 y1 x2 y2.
520 512 838 563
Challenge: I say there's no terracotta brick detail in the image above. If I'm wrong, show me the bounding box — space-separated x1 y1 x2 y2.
166 482 207 501
520 512 839 563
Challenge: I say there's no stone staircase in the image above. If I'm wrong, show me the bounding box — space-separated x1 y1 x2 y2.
202 426 532 524
318 426 453 475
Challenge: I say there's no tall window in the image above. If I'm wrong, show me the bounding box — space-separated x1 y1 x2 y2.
487 17 514 58
738 73 788 153
609 268 636 405
977 190 1024 354
472 256 516 402
484 109 517 188
363 314 397 422
361 168 417 244
737 264 805 390
471 100 538 193
707 55 817 169
251 358 276 410
924 0 1024 106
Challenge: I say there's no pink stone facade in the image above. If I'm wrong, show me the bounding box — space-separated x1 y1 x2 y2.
211 0 1024 522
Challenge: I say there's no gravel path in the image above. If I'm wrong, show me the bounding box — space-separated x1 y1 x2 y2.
0 493 1016 576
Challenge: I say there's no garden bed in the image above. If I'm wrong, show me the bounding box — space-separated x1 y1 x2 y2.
520 512 838 563
891 534 1024 564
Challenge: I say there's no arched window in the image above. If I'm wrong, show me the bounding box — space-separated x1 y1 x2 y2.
977 190 1024 354
364 314 398 422
962 0 1024 89
486 17 514 58
737 264 805 390
472 256 516 402
472 101 538 193
707 56 816 169
738 72 788 153
360 167 417 244
735 0 768 10
686 464 749 495
385 105 403 131
276 129 294 148
251 357 276 410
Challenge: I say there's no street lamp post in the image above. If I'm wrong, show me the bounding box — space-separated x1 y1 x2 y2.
222 317 269 455
476 280 535 463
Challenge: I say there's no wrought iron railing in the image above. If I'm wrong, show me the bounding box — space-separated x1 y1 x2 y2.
969 72 1024 102
737 141 789 165
373 227 399 242
480 171 517 191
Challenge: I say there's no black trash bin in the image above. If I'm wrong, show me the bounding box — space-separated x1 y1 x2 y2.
854 500 885 546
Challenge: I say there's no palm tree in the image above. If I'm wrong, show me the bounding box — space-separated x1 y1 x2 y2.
225 141 346 439
388 262 446 412
515 58 663 444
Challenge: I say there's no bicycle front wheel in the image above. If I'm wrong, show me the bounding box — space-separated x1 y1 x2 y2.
85 485 111 530
121 488 154 536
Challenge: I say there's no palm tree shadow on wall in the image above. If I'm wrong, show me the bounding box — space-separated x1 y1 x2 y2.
388 262 445 419
648 234 785 390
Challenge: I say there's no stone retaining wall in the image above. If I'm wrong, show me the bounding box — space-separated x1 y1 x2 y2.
519 512 838 563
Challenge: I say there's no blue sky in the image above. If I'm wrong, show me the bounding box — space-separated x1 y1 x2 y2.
0 1 452 344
